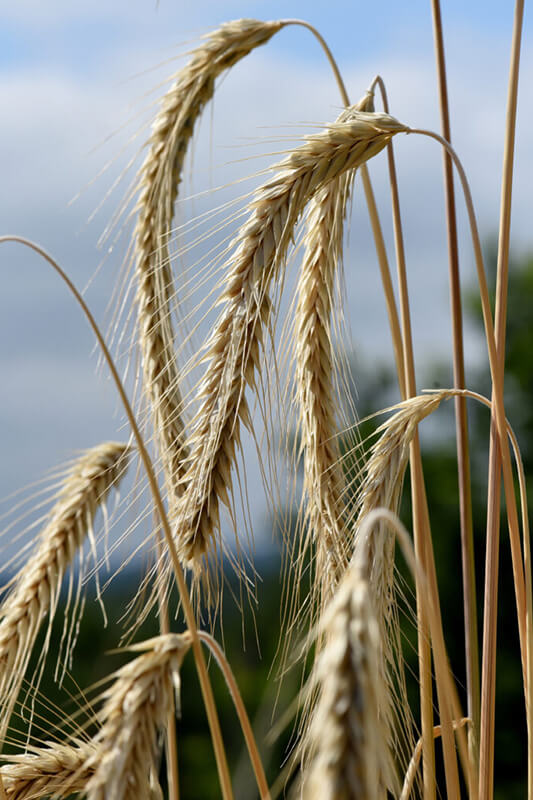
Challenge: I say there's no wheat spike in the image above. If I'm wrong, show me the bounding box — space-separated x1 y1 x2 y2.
293 91 376 613
351 393 449 623
302 561 394 799
1 741 94 799
175 110 407 568
134 19 285 514
350 391 451 777
0 442 129 741
85 633 191 800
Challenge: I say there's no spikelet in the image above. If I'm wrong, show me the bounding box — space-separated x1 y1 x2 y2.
1 741 94 799
301 561 395 799
0 442 129 741
134 19 285 515
85 633 191 800
175 110 408 568
293 89 376 614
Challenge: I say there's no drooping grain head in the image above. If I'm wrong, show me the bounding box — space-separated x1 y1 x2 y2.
172 111 408 579
349 391 450 777
0 442 130 742
291 88 378 624
1 741 95 800
134 19 286 521
85 633 191 800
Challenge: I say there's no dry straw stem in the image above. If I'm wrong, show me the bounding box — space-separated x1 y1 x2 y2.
197 631 270 799
404 123 529 800
134 19 285 515
429 3 479 790
373 74 447 799
301 560 395 799
407 128 529 751
293 91 375 614
85 633 192 800
174 110 407 568
477 2 525 796
1 741 95 799
0 442 129 742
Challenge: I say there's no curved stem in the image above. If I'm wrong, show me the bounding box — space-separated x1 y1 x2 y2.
281 19 350 107
407 129 528 794
407 131 527 667
0 236 234 800
400 718 470 800
197 631 270 800
429 6 479 790
283 31 406 405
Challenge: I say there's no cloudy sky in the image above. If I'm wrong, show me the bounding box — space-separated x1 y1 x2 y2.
1 1 531 559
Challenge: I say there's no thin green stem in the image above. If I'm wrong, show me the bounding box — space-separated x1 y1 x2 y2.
0 236 234 800
429 5 479 791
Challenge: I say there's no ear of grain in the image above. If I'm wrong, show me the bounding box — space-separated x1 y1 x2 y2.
292 90 377 618
1 741 94 800
0 442 129 742
134 19 285 516
85 633 191 800
301 562 395 799
350 391 451 778
175 111 407 570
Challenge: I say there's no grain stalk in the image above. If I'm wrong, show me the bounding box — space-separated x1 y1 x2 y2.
375 74 457 797
478 3 526 797
429 5 479 792
406 129 530 787
400 719 471 800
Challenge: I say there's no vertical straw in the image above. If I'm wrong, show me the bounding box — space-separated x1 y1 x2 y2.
479 3 525 798
429 3 479 795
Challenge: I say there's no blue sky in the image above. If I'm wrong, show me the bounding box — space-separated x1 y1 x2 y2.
1 2 531 560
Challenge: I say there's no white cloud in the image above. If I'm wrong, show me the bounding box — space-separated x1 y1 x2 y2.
2 5 533 555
